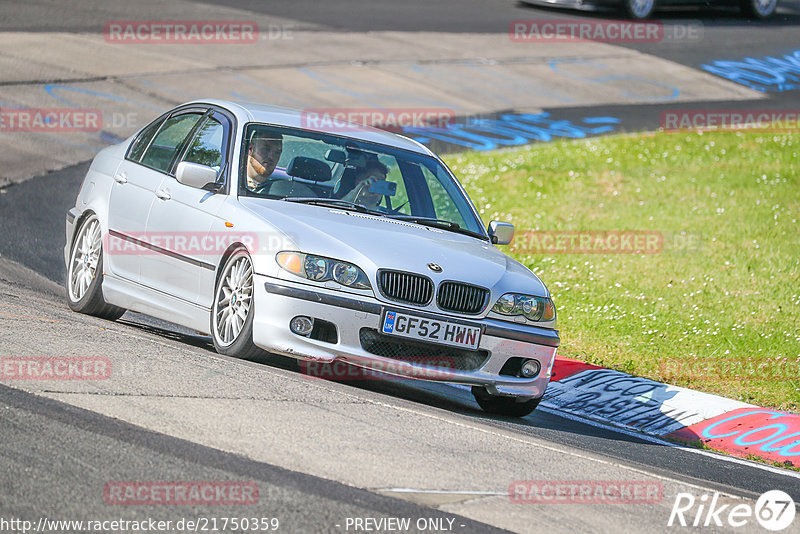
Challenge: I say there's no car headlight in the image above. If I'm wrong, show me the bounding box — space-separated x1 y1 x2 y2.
276 251 371 290
332 262 359 286
305 256 328 281
492 293 555 322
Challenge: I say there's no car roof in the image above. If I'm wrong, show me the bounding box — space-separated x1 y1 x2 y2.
188 99 435 156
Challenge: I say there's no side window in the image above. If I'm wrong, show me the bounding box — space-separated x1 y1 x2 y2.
419 165 468 227
181 116 226 175
128 117 165 162
140 113 203 173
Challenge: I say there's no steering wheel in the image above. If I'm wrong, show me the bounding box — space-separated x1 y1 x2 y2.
253 179 276 195
383 201 408 215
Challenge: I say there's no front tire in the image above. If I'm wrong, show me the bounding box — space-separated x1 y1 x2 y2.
472 386 541 417
623 0 656 19
740 0 777 18
211 249 263 360
66 214 126 320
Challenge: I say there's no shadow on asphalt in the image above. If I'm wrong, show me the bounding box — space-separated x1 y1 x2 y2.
0 161 88 284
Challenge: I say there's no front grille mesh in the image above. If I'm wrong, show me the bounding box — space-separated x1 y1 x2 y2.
378 270 433 306
359 328 489 371
437 282 488 314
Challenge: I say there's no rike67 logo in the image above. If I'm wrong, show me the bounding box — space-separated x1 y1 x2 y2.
669 490 795 531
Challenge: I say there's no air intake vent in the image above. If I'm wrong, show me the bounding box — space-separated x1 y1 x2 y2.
436 282 489 314
359 328 489 371
378 270 433 306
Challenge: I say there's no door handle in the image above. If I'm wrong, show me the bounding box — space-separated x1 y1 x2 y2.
114 171 127 184
156 188 171 201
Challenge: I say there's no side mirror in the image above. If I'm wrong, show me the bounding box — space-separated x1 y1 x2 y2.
175 161 219 189
488 220 514 245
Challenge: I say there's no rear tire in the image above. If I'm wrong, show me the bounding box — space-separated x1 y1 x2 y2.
472 386 541 417
623 0 656 19
211 249 264 360
739 0 777 18
66 214 126 321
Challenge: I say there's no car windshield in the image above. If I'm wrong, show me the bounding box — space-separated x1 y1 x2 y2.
240 123 487 238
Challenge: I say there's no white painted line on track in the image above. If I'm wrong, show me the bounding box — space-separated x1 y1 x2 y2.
451 375 800 480
537 405 800 481
449 383 800 480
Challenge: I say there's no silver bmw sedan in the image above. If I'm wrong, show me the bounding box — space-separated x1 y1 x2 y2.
64 99 559 417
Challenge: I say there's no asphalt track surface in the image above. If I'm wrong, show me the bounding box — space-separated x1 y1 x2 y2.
192 0 800 137
180 0 800 64
1 137 799 534
0 384 506 533
3 0 800 90
1 1 800 532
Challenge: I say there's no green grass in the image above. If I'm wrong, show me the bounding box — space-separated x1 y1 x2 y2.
444 130 800 412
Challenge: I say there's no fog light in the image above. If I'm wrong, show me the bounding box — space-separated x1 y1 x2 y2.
290 316 314 336
520 359 541 378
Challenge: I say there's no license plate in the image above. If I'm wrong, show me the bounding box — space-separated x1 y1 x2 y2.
381 311 482 350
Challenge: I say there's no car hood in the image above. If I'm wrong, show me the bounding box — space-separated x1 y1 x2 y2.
239 198 549 298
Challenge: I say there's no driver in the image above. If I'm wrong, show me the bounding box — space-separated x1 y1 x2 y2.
246 133 283 190
340 160 389 210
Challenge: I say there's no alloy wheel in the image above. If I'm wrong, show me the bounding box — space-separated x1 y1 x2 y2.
213 255 254 346
68 217 102 302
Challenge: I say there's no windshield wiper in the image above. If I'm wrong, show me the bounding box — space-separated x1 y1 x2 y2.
284 199 487 240
282 197 385 216
389 215 488 241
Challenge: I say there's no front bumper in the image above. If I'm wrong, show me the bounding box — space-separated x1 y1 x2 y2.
64 207 81 268
253 276 559 399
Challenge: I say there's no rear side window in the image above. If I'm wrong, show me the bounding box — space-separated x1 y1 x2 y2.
139 113 203 173
128 118 164 162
